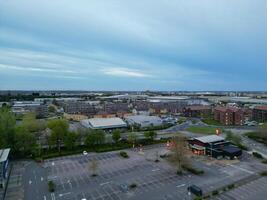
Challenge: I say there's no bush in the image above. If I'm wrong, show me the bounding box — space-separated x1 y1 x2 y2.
260 171 267 176
182 165 204 175
227 184 235 189
252 152 264 159
262 160 267 164
176 170 183 175
129 183 137 189
48 180 55 192
212 190 219 196
119 151 129 158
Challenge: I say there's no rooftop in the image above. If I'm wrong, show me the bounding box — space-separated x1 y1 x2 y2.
0 148 10 162
195 135 225 143
81 117 127 129
254 105 267 111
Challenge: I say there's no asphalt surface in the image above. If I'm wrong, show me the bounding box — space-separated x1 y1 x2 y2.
5 143 266 200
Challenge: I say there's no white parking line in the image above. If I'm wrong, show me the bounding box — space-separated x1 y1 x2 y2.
51 193 56 200
59 192 71 197
229 164 254 174
176 184 186 188
43 195 46 200
152 168 160 172
100 181 111 186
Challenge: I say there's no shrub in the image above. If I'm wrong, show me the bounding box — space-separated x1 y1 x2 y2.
212 190 219 196
129 183 137 189
252 152 264 159
48 180 55 192
260 171 267 176
227 184 235 189
119 151 129 158
182 165 204 175
176 170 183 175
262 160 267 164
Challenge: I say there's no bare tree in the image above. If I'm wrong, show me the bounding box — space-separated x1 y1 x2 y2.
89 158 99 177
168 135 190 174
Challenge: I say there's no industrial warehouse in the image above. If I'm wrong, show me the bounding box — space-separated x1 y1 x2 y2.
188 135 242 159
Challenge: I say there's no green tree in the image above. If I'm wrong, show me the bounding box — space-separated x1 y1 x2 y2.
64 131 78 150
47 119 69 153
48 105 56 113
85 133 95 147
14 126 37 156
112 130 121 143
0 107 16 148
128 132 137 145
21 112 46 132
144 131 157 140
94 130 105 145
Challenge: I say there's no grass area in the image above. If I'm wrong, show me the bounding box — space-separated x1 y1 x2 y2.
186 126 221 135
202 117 222 126
245 132 267 146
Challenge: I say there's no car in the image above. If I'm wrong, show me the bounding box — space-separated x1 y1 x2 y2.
83 151 88 155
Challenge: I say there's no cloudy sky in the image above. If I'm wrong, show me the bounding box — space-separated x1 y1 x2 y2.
0 0 266 91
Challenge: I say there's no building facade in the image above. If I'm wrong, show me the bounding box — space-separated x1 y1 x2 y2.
252 106 267 122
214 106 245 125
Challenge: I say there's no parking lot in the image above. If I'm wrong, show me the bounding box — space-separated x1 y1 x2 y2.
4 144 266 200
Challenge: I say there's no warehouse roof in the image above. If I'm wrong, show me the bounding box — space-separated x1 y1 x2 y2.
125 115 163 127
0 148 10 163
81 117 127 129
195 135 224 144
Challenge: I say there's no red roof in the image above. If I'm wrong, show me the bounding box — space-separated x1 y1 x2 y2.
214 106 240 113
254 105 267 111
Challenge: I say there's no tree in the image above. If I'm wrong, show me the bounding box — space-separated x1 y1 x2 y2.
112 130 121 143
94 130 105 145
47 119 69 153
85 132 96 147
89 158 99 176
168 135 190 174
128 132 137 146
21 112 46 132
48 105 56 113
14 125 37 156
64 131 78 150
0 107 16 148
144 131 157 140
85 130 105 147
225 131 242 146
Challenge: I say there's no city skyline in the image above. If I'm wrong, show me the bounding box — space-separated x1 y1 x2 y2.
1 0 267 91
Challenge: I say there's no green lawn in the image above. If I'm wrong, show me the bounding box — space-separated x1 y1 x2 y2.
186 126 221 135
202 118 222 126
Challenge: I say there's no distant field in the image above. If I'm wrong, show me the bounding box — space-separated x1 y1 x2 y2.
186 126 220 135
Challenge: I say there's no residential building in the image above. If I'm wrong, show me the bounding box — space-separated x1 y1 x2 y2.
252 105 267 122
63 101 96 116
214 106 245 125
183 105 211 117
12 101 48 118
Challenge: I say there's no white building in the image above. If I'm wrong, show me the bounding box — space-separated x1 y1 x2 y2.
125 115 163 128
81 117 127 130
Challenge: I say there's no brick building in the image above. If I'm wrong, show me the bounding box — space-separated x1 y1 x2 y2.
214 106 245 125
252 105 267 122
183 105 211 117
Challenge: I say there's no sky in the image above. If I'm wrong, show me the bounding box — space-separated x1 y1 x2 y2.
0 0 267 91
